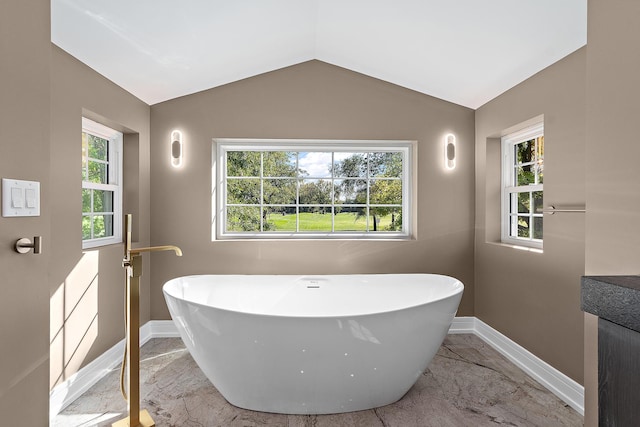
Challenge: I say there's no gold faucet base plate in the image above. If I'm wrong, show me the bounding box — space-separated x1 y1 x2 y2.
112 409 155 427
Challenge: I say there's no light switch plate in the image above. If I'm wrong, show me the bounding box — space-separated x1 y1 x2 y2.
2 178 40 217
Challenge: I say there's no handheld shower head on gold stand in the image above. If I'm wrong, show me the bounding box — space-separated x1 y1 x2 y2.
114 214 182 427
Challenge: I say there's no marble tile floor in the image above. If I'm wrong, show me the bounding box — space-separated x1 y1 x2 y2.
53 334 582 427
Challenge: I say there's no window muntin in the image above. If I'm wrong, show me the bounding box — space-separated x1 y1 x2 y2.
82 118 123 248
215 140 413 239
502 123 544 248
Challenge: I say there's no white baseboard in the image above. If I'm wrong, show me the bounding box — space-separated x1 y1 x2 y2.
448 316 476 333
144 319 181 339
49 321 162 422
448 316 584 416
51 317 584 421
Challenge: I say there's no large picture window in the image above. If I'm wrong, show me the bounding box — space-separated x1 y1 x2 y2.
501 122 544 249
214 139 414 239
82 118 123 248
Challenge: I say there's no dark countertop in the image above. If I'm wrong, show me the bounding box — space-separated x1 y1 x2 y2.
581 275 640 333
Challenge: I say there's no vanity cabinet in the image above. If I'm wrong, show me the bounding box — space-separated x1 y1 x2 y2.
582 276 640 426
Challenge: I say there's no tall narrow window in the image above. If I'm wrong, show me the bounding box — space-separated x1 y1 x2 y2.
215 139 414 240
501 122 544 249
82 118 123 248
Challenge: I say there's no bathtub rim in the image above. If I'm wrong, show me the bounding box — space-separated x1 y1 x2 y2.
163 273 464 320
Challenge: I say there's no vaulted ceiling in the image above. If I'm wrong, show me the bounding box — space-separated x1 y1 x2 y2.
51 0 587 108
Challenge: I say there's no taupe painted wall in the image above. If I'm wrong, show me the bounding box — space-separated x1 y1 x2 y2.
49 46 151 388
584 1 640 424
0 1 51 424
585 1 640 275
475 48 586 383
1 4 608 423
149 61 476 320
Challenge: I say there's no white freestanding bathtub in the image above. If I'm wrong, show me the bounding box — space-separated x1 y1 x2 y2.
163 274 463 414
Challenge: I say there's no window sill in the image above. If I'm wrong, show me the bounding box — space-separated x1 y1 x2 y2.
214 234 415 242
486 241 544 254
82 238 122 250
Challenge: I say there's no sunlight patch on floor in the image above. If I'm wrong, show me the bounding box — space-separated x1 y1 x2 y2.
53 412 121 427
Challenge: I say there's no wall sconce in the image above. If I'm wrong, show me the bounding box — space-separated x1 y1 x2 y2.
171 130 183 167
444 133 456 170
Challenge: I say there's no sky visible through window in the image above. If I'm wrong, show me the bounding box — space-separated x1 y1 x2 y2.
297 152 352 176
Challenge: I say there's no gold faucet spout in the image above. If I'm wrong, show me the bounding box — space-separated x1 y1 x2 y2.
129 245 182 257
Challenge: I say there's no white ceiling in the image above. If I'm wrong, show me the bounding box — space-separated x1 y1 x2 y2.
51 0 587 109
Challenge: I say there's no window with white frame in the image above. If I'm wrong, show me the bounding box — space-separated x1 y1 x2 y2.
214 139 414 239
501 122 544 248
82 118 123 248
